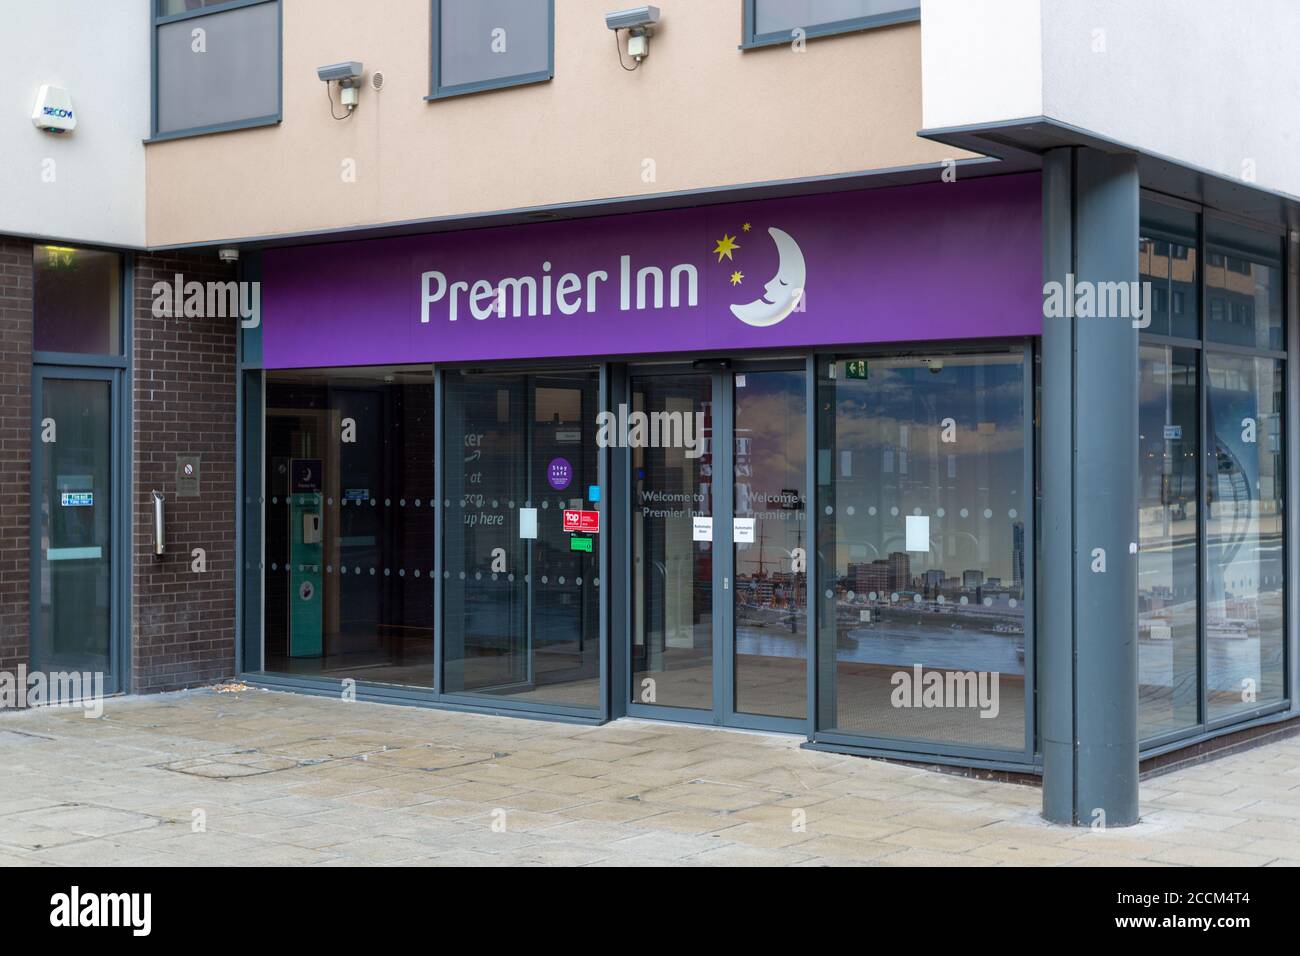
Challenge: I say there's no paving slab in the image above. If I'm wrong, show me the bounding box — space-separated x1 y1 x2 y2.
0 687 1296 866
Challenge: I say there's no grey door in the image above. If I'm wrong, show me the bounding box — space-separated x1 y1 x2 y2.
31 367 122 694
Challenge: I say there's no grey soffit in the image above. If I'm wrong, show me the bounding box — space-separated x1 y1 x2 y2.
920 115 1300 232
146 153 1040 253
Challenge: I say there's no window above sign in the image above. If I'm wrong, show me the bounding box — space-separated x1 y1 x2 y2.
428 0 555 101
150 0 282 142
743 0 919 49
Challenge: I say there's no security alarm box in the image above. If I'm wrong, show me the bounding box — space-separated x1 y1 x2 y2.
32 85 76 133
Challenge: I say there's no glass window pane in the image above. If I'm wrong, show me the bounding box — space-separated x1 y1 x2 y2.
755 0 916 36
1204 353 1285 720
438 0 551 90
1139 202 1198 339
262 367 435 687
816 351 1026 750
1137 345 1200 738
1205 219 1284 351
33 246 121 355
156 1 279 135
442 368 601 709
630 373 714 710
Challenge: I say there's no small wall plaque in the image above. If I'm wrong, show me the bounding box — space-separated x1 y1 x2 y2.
176 455 201 498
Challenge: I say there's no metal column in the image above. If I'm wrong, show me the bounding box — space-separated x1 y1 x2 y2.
1041 147 1141 827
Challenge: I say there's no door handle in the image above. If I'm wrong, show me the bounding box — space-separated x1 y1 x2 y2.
152 491 165 557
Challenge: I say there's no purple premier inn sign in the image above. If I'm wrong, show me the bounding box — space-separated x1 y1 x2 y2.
261 173 1041 368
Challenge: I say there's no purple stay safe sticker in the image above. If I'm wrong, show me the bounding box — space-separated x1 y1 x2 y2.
547 458 573 491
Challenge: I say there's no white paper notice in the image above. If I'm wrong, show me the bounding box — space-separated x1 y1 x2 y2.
692 516 713 542
906 514 930 552
733 517 756 543
519 508 538 539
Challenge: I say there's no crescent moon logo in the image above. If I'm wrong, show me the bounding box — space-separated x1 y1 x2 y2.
730 227 806 328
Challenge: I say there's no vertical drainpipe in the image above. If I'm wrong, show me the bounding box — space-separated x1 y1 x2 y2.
1041 147 1141 826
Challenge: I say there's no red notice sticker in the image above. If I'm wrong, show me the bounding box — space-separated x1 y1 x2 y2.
563 509 600 534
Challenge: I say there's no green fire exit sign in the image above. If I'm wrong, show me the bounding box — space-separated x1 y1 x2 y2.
570 536 594 553
845 360 869 380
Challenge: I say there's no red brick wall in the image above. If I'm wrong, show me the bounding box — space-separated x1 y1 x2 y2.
0 239 32 674
132 254 238 692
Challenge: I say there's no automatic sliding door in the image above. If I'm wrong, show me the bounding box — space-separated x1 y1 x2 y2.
730 368 808 722
629 372 715 712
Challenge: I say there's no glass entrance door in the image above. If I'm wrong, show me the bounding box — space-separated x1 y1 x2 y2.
32 368 120 691
729 368 809 725
628 364 808 730
629 371 716 712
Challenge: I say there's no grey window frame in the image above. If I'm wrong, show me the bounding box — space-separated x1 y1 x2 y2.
1136 192 1293 757
426 0 555 101
741 0 919 50
148 0 283 143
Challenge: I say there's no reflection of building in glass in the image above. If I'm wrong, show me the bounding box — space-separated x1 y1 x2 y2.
849 560 890 596
888 552 910 591
962 569 984 589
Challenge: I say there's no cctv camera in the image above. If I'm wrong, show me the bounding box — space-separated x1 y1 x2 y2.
605 5 660 32
317 61 363 84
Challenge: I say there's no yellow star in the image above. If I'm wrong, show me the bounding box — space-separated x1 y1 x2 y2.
713 233 740 262
730 270 744 286
742 223 752 232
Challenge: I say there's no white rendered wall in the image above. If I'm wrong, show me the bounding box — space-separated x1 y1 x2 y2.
3 0 151 247
920 0 1043 132
923 0 1300 200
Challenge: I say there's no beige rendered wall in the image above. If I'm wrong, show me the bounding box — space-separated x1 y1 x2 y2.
145 0 963 247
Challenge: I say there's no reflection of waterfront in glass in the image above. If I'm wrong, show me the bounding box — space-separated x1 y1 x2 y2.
733 369 807 719
817 351 1027 750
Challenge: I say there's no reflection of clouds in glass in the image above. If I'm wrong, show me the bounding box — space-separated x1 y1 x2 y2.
822 357 1026 588
736 373 808 571
736 380 806 490
833 410 1026 457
